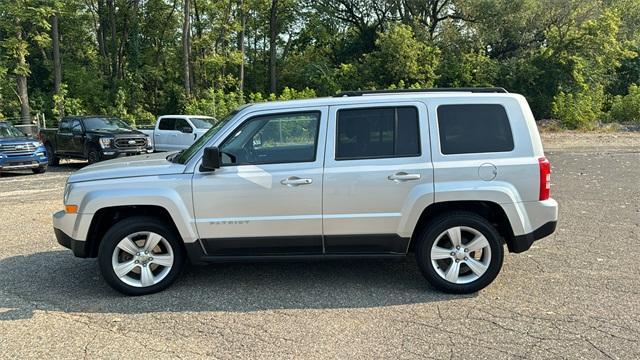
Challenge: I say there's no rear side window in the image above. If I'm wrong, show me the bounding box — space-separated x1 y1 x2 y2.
159 118 176 130
437 104 514 155
336 106 420 160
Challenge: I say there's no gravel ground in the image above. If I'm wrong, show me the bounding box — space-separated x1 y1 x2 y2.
0 134 639 359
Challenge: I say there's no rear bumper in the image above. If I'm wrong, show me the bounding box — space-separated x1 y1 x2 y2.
508 221 557 253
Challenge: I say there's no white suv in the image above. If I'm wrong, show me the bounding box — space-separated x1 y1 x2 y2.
53 88 558 295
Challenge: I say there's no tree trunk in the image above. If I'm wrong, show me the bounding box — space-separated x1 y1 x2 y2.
238 0 245 93
107 0 118 87
182 0 192 97
51 14 62 94
269 0 278 94
16 31 31 125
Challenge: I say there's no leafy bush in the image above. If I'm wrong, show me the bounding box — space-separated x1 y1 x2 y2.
551 87 604 129
608 84 640 123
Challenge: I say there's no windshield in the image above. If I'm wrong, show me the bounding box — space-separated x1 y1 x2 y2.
0 123 26 138
83 117 132 131
190 117 216 129
173 111 238 164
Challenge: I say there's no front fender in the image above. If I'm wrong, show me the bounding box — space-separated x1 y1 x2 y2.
79 187 199 243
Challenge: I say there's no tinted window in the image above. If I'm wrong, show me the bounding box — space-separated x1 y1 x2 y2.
159 118 176 130
59 119 71 132
437 104 514 155
71 120 83 134
336 106 420 160
174 118 190 130
220 112 320 165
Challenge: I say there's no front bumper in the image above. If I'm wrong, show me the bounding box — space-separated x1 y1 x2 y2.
100 146 153 159
55 227 89 257
0 149 48 171
53 210 93 257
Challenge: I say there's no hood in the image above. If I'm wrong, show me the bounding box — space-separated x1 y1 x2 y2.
86 128 146 136
68 152 186 183
0 136 38 144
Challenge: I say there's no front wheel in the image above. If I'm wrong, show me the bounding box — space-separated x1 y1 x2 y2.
45 143 59 166
415 212 504 294
32 165 47 174
98 216 185 296
87 145 101 164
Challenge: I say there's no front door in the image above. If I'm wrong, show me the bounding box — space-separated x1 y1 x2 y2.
192 107 327 256
322 102 434 254
174 118 196 149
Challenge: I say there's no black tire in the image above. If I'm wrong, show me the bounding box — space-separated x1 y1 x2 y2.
45 143 59 166
87 145 101 164
32 165 47 174
98 216 186 296
415 211 504 294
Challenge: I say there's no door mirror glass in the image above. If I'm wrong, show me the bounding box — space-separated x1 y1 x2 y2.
181 126 193 134
201 146 221 171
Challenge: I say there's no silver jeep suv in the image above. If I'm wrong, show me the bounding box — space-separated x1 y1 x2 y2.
53 88 558 295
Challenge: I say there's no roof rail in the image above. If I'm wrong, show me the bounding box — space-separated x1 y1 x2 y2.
334 87 508 97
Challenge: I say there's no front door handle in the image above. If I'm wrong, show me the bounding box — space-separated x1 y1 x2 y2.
280 176 313 187
388 172 421 182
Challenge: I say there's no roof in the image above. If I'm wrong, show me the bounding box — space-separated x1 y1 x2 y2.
242 91 524 113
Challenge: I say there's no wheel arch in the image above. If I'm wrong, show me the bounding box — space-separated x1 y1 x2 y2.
407 200 518 253
84 205 184 258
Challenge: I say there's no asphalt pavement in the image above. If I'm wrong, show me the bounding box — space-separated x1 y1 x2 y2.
0 142 638 359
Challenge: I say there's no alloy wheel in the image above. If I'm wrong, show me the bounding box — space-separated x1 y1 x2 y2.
430 226 492 284
111 231 174 288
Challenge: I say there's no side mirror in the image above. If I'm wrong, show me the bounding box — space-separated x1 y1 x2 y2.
201 146 221 171
181 126 193 134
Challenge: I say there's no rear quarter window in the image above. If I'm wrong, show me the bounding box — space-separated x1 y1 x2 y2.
437 104 514 155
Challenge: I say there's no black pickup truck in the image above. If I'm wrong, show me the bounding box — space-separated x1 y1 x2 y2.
39 116 151 165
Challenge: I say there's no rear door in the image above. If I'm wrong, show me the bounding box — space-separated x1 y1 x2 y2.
155 117 176 152
56 118 72 155
69 119 85 156
322 102 433 254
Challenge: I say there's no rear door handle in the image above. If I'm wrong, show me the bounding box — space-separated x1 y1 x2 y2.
280 176 313 187
388 172 421 182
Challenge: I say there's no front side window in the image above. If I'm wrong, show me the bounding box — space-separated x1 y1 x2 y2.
71 120 83 134
220 112 320 166
174 118 190 130
336 106 420 160
437 104 514 155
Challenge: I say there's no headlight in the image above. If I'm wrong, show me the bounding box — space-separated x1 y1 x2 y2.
63 183 73 205
98 137 112 149
31 141 42 147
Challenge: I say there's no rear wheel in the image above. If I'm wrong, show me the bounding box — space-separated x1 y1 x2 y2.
415 212 504 294
45 143 59 166
87 145 101 164
98 216 185 296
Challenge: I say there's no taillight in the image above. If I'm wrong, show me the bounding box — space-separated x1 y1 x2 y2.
538 157 551 200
